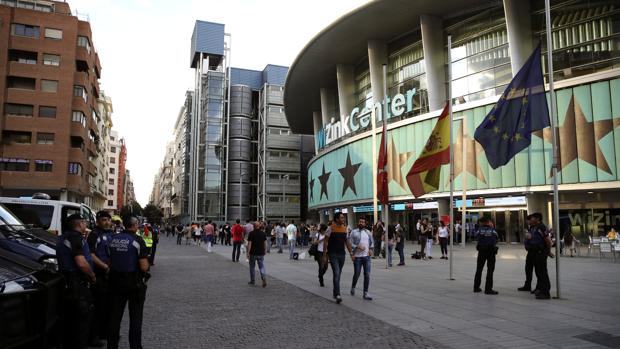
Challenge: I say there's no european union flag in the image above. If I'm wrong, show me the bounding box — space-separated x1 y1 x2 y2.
474 44 550 169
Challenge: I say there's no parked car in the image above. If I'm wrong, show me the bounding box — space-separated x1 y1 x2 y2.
0 247 63 348
0 194 96 235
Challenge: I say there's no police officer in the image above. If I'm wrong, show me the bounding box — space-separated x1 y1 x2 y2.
86 210 114 347
107 215 150 349
526 212 552 300
518 214 538 294
473 217 499 295
57 213 96 349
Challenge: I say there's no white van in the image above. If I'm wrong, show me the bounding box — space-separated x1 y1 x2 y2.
0 196 96 235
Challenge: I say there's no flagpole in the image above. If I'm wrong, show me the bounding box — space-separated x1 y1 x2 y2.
544 0 561 299
372 94 378 227
448 35 455 280
461 119 467 248
383 63 390 270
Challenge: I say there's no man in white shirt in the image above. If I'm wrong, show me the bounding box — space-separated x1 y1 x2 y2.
286 221 298 259
348 218 374 300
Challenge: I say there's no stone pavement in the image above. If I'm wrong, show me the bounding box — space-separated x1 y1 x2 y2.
116 236 443 349
206 239 620 349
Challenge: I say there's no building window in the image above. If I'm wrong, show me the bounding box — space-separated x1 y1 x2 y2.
0 158 29 171
36 133 54 145
4 103 33 116
44 28 62 40
8 49 37 64
41 80 58 93
73 85 87 102
10 23 39 38
34 160 53 172
3 130 31 144
109 168 115 174
68 162 82 175
110 146 116 153
109 178 114 185
110 136 115 141
77 36 91 54
39 106 57 118
72 111 86 126
42 54 60 66
108 189 114 196
70 136 84 149
107 200 114 206
110 157 115 164
7 76 36 90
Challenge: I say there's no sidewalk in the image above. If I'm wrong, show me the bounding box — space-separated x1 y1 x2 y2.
209 241 620 349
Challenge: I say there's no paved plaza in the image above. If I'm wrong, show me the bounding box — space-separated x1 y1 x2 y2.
123 237 620 349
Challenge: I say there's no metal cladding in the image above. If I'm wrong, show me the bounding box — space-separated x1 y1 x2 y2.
228 161 252 183
227 183 252 203
229 117 253 140
227 84 253 217
230 85 253 116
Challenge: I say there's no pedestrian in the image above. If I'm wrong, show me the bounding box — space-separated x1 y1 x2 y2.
87 211 114 347
57 213 96 349
244 219 254 237
184 224 191 245
563 230 575 257
287 220 298 259
438 221 449 259
194 223 202 245
349 218 373 300
137 225 153 265
149 225 159 265
265 222 272 253
313 224 328 287
107 215 150 349
300 223 310 247
526 212 552 300
454 220 462 244
231 219 244 262
176 224 183 245
224 223 232 246
518 215 538 294
385 224 395 267
395 221 405 266
218 223 226 245
323 212 354 304
204 220 215 253
372 220 383 259
246 222 268 287
473 217 498 295
419 218 430 260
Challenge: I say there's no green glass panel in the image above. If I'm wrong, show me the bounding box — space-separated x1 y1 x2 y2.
611 79 620 181
556 88 579 183
485 104 503 188
574 85 597 182
591 81 616 181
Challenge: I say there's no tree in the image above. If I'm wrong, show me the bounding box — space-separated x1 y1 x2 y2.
142 203 163 225
120 201 143 218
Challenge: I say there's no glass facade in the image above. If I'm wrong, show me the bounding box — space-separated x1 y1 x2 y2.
388 40 428 119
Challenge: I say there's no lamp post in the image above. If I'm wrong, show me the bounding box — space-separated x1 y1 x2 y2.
282 174 289 222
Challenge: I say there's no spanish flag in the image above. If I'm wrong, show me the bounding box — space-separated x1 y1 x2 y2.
406 103 451 197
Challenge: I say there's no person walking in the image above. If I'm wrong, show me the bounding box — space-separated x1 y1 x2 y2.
175 224 183 245
349 218 373 300
231 219 244 262
246 222 268 287
275 223 285 253
527 213 552 300
323 212 354 304
184 224 192 245
218 223 226 245
286 220 298 259
265 222 273 253
107 216 150 349
438 221 449 259
313 224 328 287
395 221 405 266
473 217 498 295
204 220 215 253
57 214 96 349
224 223 232 246
419 219 430 260
385 224 395 267
518 215 538 294
87 211 114 347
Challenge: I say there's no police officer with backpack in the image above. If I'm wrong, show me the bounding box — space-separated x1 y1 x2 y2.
57 213 96 349
107 215 150 349
525 212 552 300
473 217 499 295
86 211 114 347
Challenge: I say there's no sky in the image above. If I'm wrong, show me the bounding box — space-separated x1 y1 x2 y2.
68 0 370 206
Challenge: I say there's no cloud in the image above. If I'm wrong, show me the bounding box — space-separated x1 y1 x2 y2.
66 0 369 205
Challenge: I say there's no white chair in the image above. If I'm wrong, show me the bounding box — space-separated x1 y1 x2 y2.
600 242 614 262
612 242 620 262
589 236 601 256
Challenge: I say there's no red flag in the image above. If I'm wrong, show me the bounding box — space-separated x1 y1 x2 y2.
377 125 388 204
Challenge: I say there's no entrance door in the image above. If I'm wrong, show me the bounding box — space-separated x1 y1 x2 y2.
494 211 507 242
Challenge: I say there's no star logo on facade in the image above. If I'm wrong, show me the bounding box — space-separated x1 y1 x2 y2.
387 137 412 190
453 121 487 184
308 172 315 201
318 163 331 200
539 95 613 176
338 151 361 196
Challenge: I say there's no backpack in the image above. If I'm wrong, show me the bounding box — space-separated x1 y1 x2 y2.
411 251 421 259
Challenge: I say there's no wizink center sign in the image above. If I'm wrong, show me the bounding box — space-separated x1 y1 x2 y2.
319 88 417 148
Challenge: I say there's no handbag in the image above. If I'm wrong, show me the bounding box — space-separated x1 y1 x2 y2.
308 243 318 256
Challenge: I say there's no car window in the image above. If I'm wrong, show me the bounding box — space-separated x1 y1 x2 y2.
0 204 25 231
81 205 95 230
61 206 81 233
3 203 53 230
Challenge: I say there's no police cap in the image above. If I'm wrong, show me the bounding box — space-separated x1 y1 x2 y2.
67 213 84 222
96 210 112 220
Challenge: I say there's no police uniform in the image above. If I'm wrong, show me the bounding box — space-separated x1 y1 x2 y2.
107 228 149 349
87 223 113 344
473 223 498 294
519 224 538 293
57 222 95 349
528 222 551 299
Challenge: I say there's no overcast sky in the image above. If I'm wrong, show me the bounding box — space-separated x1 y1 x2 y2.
68 0 370 206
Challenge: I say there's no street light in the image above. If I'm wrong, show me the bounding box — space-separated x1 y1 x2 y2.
282 174 289 222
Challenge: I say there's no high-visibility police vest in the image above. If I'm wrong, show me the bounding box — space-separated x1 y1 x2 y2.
139 229 153 248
